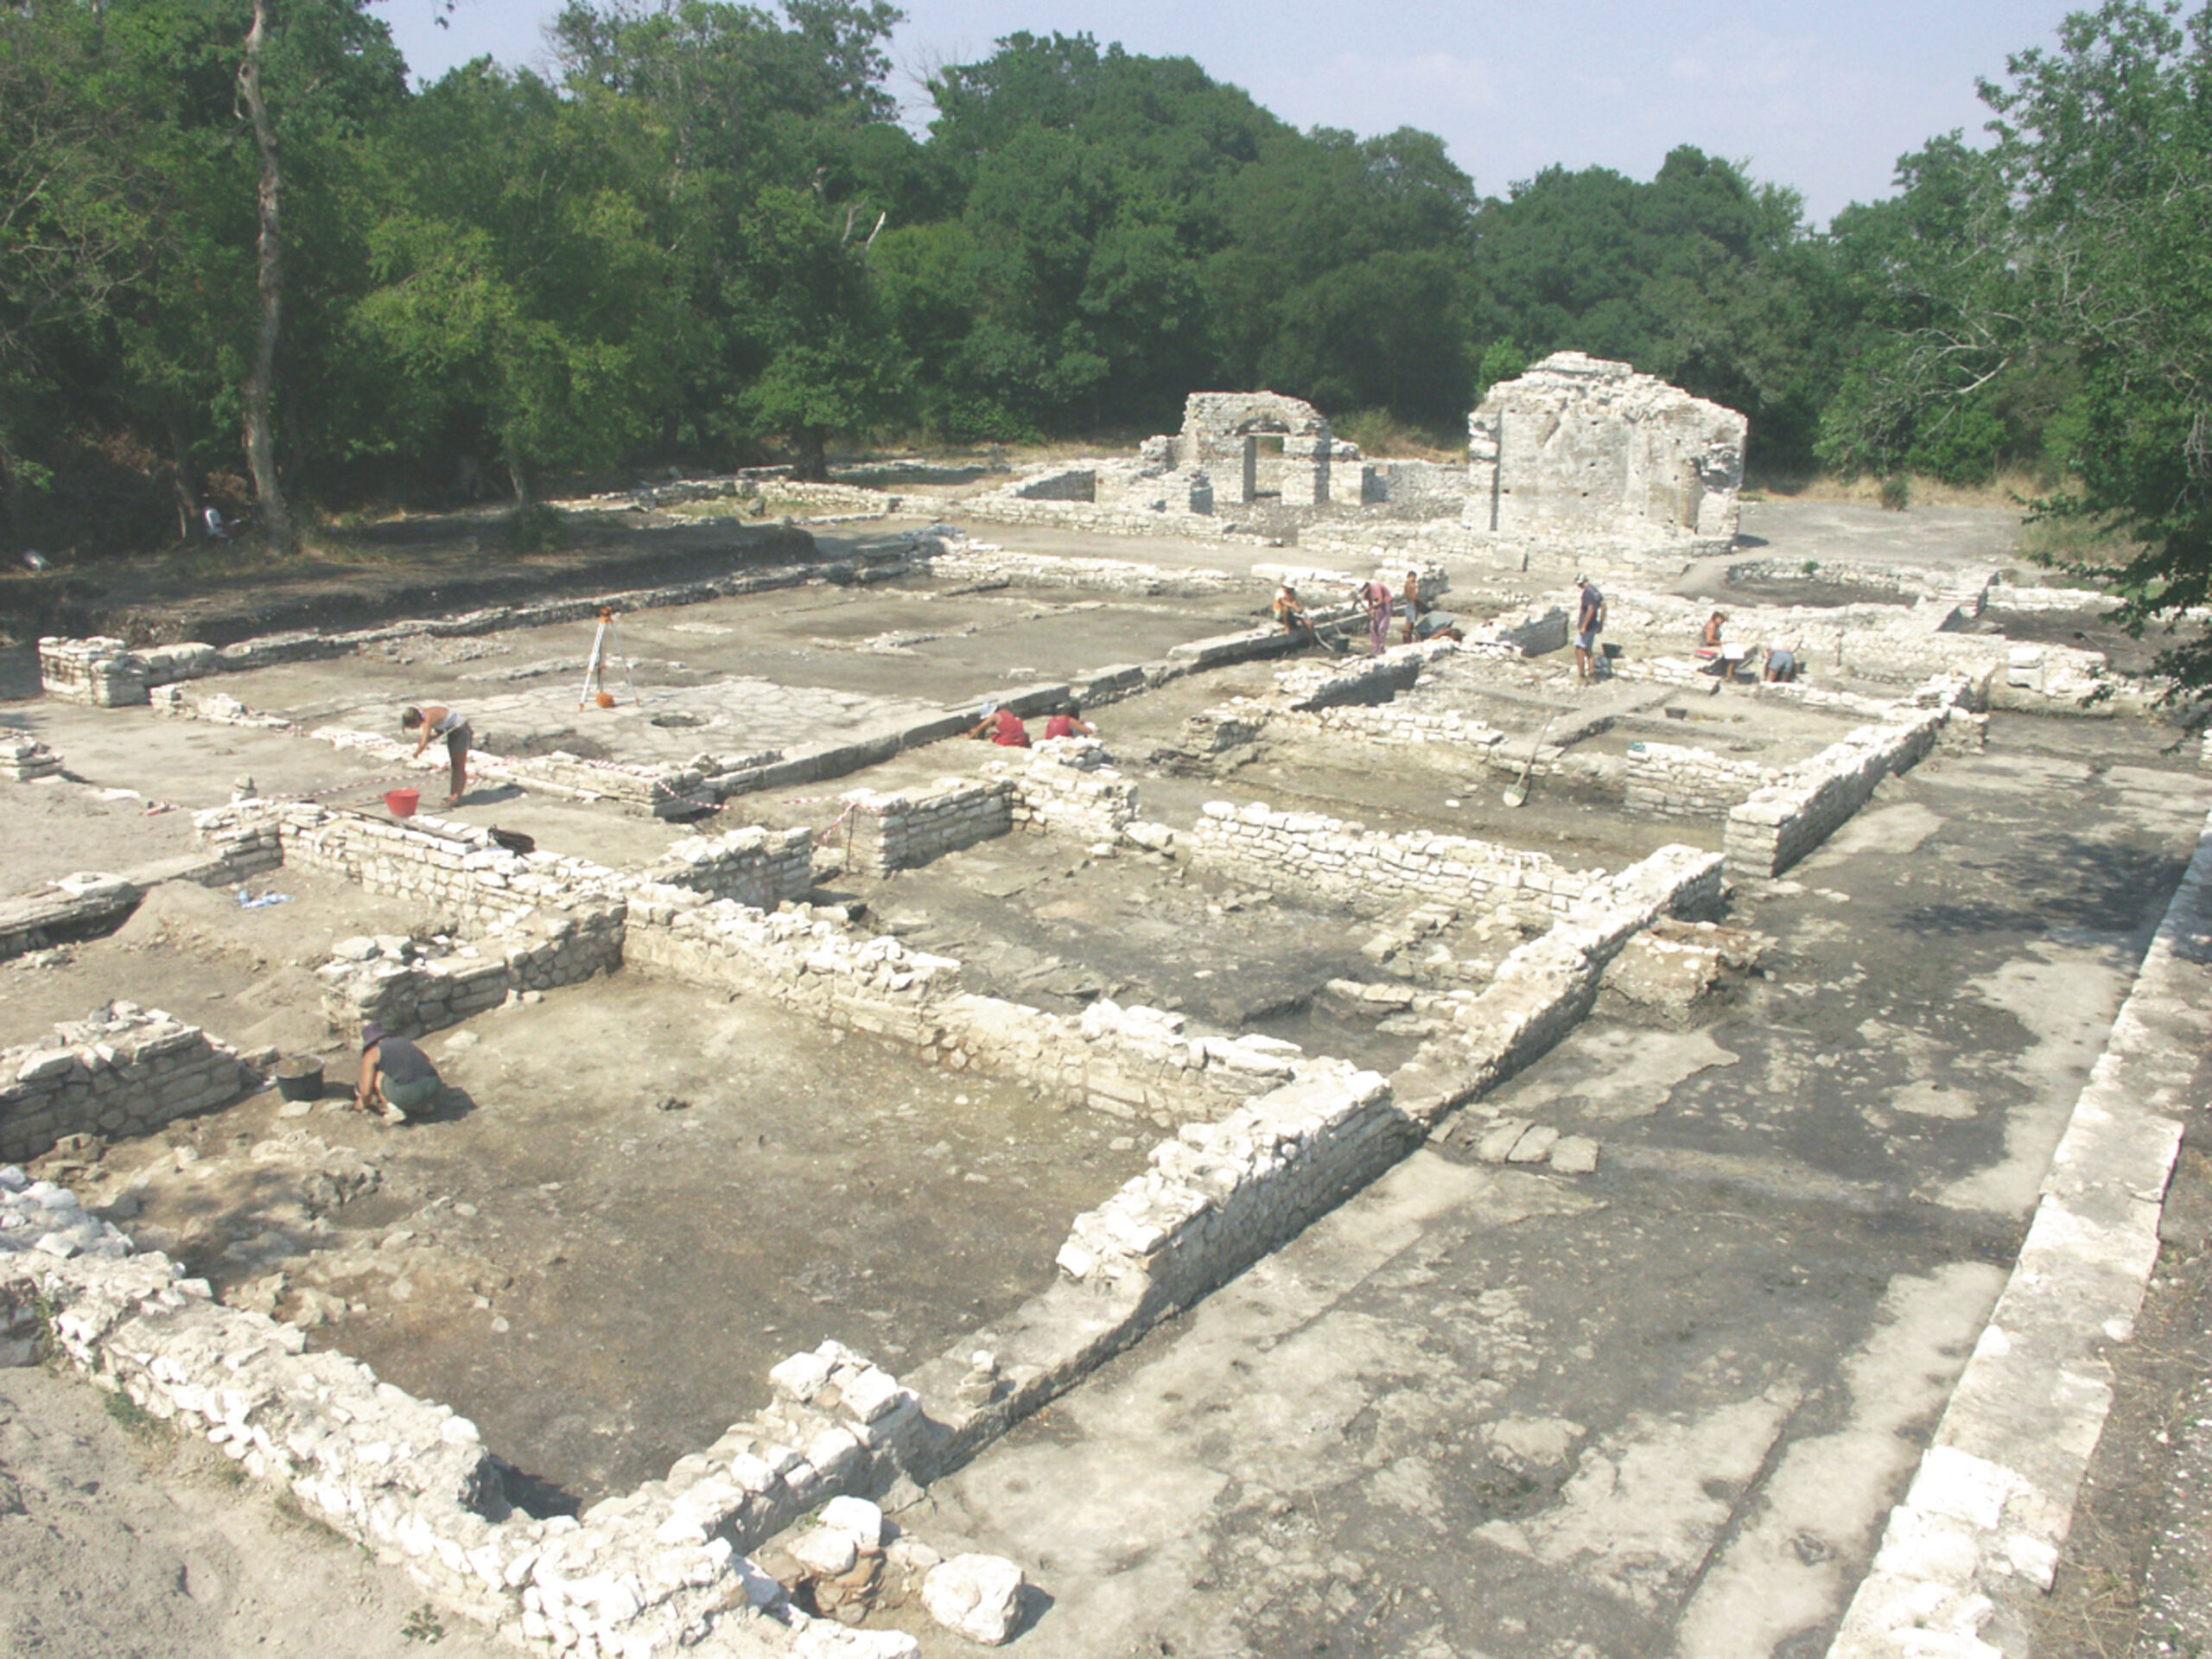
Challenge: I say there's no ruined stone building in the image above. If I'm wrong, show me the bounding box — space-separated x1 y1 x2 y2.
1465 351 1747 551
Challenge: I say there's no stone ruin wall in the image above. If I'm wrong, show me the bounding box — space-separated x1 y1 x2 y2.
641 824 817 907
984 739 1140 843
1626 741 1776 821
1465 353 1747 550
2 804 1732 1659
0 1006 252 1164
1724 709 1956 879
1187 800 1603 929
832 779 1014 876
186 791 1312 1130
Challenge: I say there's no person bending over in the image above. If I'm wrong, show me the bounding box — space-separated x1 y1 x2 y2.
402 704 471 807
355 1022 442 1122
966 702 1031 747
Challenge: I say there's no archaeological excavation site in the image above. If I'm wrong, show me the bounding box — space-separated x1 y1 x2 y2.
6 356 2212 1659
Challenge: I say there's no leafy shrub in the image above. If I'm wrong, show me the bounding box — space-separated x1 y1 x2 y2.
503 504 566 552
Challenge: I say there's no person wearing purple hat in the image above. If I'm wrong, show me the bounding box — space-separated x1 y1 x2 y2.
354 1022 442 1122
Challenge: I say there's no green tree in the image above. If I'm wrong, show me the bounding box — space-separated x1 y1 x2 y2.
723 184 905 477
349 60 679 501
1824 2 2212 682
1468 147 1843 470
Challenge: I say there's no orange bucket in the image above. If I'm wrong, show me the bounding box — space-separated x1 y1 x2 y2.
385 787 420 817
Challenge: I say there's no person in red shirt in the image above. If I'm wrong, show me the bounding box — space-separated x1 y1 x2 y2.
1043 702 1095 741
967 702 1031 747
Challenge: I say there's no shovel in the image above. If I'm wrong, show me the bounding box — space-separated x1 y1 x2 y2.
1503 715 1554 808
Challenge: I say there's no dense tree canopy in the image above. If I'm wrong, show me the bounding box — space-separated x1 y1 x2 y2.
3 0 2202 643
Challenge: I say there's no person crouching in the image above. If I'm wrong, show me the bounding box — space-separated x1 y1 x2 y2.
356 1022 442 1122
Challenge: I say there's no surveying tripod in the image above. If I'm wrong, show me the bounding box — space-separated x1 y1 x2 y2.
578 607 639 709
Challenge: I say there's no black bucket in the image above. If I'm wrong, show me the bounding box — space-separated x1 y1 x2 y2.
274 1058 323 1102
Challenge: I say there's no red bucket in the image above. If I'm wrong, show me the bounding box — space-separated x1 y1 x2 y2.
385 787 420 818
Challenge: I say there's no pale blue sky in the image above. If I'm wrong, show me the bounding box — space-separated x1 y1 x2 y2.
377 0 2086 226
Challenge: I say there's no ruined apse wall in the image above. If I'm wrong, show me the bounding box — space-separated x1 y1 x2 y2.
1465 353 1747 550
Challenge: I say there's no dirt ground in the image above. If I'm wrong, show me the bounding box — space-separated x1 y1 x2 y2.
0 1362 505 1659
43 964 1154 1506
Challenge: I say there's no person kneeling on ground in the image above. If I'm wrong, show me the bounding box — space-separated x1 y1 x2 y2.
402 703 471 807
1044 702 1094 740
967 702 1031 747
1273 582 1315 639
355 1023 442 1122
1763 645 1801 683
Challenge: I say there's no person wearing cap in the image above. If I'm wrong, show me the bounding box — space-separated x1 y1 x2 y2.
355 1023 443 1122
965 702 1031 747
1573 576 1605 681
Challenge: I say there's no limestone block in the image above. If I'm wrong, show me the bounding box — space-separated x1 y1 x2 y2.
922 1554 1027 1646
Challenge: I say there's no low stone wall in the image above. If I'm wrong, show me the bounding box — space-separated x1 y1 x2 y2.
0 1006 251 1162
192 804 286 880
0 873 146 963
1187 800 1602 927
1625 741 1775 820
207 801 619 929
1725 557 1994 606
987 741 1139 843
1591 587 2117 706
951 493 1251 542
317 909 627 1042
7 1246 919 1656
1984 582 2114 613
642 825 817 906
0 738 63 780
835 779 1014 875
1826 804 2212 1659
1724 712 1946 878
1287 700 1510 755
906 842 1726 1471
1053 1060 1403 1313
1273 651 1426 711
621 892 1300 1127
38 636 151 706
1386 843 1726 1122
905 535 1249 598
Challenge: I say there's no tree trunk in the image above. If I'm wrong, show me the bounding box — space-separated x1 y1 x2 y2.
792 426 828 482
503 429 537 506
166 411 202 544
237 0 295 550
